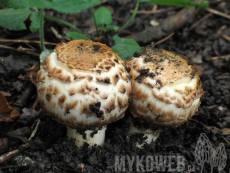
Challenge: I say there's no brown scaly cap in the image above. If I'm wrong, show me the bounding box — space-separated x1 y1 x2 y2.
126 47 204 127
36 40 132 128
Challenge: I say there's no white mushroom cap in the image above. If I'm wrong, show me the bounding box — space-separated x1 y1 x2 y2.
127 47 204 127
37 40 132 128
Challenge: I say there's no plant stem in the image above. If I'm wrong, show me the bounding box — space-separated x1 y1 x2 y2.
119 0 140 33
39 8 45 51
99 24 104 35
44 15 83 34
90 7 99 35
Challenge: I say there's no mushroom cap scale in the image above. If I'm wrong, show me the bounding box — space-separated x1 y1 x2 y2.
127 47 204 127
37 40 132 128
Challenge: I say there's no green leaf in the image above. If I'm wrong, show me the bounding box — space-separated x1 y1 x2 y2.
30 12 40 33
0 8 31 30
105 25 119 31
95 7 112 25
67 32 91 40
0 0 47 8
45 0 100 14
139 0 209 10
40 49 51 64
112 36 141 60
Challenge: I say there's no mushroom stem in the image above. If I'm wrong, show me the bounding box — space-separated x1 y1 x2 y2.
67 126 107 148
127 116 161 148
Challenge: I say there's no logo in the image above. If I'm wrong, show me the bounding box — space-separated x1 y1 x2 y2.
114 154 186 172
114 133 227 172
194 133 227 173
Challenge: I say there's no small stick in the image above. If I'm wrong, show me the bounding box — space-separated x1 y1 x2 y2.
221 34 230 42
112 17 126 22
37 108 42 116
50 27 62 39
217 25 227 33
0 45 39 56
32 97 39 110
207 8 230 20
0 142 31 164
130 7 180 14
0 149 23 164
0 39 57 45
222 136 230 145
29 119 41 141
125 2 202 43
189 13 212 31
0 118 41 164
207 55 230 60
0 132 27 143
152 4 158 12
152 32 174 46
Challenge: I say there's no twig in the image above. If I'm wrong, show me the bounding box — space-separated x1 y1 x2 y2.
190 118 206 127
112 16 126 22
152 32 174 46
152 4 158 12
125 0 203 44
130 7 181 14
0 115 41 165
25 43 36 50
217 25 227 33
189 13 212 31
29 119 40 141
0 142 30 164
37 108 43 116
0 117 41 164
0 39 57 45
222 136 230 145
221 34 230 42
0 132 27 143
32 97 39 110
44 15 83 34
207 55 230 60
0 44 39 56
0 149 23 164
50 27 62 39
206 8 230 20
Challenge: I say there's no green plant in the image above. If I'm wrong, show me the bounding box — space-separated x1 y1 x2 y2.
112 36 141 59
94 7 119 35
0 0 208 60
0 0 100 51
139 0 208 10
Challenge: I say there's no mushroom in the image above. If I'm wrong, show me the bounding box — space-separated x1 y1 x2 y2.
126 45 204 147
36 40 131 148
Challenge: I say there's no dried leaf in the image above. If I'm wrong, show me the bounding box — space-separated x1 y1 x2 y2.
0 92 12 114
0 92 20 122
206 126 230 136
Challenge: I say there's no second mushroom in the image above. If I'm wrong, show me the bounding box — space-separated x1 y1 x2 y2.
126 45 204 147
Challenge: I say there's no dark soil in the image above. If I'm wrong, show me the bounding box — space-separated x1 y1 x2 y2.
0 1 230 173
